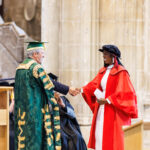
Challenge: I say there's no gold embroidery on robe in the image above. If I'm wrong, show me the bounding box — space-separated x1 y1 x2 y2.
54 107 59 111
41 104 53 146
56 133 61 141
47 137 52 146
55 146 61 150
17 108 26 150
44 82 53 90
16 60 36 70
43 77 49 83
33 64 42 78
39 71 46 77
55 125 60 130
51 98 57 104
54 116 60 120
44 115 51 121
45 122 52 126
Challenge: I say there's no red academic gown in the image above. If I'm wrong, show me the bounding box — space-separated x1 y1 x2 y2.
82 65 138 150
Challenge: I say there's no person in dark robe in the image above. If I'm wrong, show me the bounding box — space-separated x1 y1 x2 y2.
48 72 79 96
48 73 87 150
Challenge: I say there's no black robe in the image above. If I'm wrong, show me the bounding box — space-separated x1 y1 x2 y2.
59 96 87 150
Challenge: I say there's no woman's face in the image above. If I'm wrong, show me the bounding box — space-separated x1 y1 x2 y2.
103 50 113 65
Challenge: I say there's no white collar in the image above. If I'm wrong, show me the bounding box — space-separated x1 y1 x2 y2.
107 64 114 69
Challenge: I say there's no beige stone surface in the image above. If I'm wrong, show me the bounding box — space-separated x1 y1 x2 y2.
0 23 25 78
41 0 60 75
3 0 41 41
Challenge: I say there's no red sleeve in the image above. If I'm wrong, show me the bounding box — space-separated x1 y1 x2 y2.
108 71 138 118
82 73 100 113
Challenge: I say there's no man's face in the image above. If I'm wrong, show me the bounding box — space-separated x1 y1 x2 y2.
33 50 45 64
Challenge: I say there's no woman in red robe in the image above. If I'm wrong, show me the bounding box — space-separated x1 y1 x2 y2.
81 45 138 150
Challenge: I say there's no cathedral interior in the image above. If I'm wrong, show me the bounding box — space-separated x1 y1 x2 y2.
0 0 150 150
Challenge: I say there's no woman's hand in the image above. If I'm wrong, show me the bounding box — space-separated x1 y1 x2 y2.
97 98 108 105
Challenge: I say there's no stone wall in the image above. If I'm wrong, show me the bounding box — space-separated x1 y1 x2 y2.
0 22 25 78
3 0 41 41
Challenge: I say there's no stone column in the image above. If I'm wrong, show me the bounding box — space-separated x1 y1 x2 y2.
59 0 103 144
59 0 90 121
41 0 60 74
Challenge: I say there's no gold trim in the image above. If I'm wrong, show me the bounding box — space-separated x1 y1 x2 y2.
39 71 46 77
47 137 52 146
41 108 45 114
21 112 26 120
10 91 14 101
51 98 57 104
18 136 25 141
44 115 51 121
16 60 36 70
33 64 42 78
18 108 26 150
54 116 60 120
46 105 49 112
18 120 25 126
55 125 60 130
55 146 61 150
54 107 59 111
45 82 53 90
56 133 61 141
43 77 49 83
45 122 52 127
46 128 53 134
18 143 25 149
27 47 45 51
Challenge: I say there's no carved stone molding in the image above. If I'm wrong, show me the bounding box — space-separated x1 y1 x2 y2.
24 0 37 21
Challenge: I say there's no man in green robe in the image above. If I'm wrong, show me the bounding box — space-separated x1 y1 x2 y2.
14 42 61 150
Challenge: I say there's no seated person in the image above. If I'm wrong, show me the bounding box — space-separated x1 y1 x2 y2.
49 74 87 150
48 73 79 96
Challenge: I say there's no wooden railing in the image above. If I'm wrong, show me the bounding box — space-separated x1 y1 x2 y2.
0 87 13 150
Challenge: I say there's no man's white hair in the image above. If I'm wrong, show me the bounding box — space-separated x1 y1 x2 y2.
26 48 44 58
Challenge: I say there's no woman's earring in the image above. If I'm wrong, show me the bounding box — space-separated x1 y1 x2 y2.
112 57 114 63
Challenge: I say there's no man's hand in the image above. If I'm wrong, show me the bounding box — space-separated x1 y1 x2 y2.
97 98 108 105
54 92 65 108
69 87 80 96
9 99 15 113
75 88 81 93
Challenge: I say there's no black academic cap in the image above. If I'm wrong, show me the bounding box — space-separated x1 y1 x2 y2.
48 73 58 81
99 44 121 58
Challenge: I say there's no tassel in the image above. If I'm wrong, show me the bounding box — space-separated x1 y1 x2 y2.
114 56 118 68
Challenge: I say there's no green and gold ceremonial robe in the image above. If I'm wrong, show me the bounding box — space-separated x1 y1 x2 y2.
14 58 61 150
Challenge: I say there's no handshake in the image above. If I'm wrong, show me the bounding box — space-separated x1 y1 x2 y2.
54 87 81 108
68 87 81 96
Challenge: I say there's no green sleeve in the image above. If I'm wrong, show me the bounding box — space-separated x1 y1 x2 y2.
32 64 61 150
